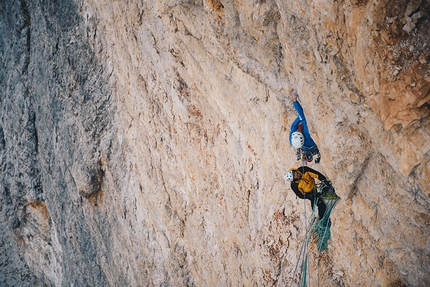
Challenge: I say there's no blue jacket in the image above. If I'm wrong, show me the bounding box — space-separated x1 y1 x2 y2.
289 101 318 152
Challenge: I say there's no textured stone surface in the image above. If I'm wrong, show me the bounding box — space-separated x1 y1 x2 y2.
0 0 429 286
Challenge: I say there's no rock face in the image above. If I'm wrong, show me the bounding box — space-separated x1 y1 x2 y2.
0 0 429 286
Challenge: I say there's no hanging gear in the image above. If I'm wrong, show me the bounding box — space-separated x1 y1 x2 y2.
305 151 313 162
294 148 321 164
296 149 302 161
288 182 340 287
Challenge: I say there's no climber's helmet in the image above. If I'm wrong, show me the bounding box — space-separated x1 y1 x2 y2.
291 131 304 149
284 171 294 182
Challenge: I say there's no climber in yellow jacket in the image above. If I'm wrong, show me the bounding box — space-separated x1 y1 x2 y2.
284 166 331 220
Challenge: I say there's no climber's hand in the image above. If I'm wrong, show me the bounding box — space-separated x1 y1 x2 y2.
290 91 298 101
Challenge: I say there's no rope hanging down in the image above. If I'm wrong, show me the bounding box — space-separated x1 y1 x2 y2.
289 181 340 287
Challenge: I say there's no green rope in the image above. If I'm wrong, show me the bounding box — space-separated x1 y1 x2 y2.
289 212 316 287
301 253 308 287
290 183 340 286
311 184 340 252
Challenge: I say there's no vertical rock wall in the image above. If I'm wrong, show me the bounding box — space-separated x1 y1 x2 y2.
0 0 429 286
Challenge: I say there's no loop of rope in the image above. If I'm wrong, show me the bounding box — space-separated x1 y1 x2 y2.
288 181 340 287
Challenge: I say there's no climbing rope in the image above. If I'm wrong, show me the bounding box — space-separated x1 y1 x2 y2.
289 208 315 287
288 165 312 287
289 181 340 286
300 197 308 287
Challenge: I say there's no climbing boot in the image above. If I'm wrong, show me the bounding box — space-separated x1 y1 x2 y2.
314 151 321 164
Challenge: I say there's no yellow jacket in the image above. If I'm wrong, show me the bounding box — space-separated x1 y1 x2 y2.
289 166 327 196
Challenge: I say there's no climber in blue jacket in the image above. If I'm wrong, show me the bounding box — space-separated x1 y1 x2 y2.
289 91 321 163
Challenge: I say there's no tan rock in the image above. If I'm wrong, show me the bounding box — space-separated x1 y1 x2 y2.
1 0 429 287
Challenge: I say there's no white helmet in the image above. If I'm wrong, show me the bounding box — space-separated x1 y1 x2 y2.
284 171 294 182
291 132 304 149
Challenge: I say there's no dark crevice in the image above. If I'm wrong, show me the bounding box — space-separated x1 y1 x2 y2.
332 55 365 104
346 155 371 201
19 0 31 71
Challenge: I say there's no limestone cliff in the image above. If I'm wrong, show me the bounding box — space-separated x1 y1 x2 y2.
0 0 429 286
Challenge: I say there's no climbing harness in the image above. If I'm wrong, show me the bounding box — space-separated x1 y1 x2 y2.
297 149 320 164
296 150 313 165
